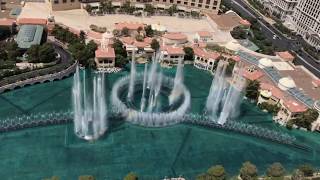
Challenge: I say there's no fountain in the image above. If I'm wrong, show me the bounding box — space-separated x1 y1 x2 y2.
111 52 191 127
72 67 108 140
127 51 136 101
205 61 227 119
169 57 184 105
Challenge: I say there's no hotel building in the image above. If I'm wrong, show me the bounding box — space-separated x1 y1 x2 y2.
48 0 221 14
258 0 298 21
291 0 320 49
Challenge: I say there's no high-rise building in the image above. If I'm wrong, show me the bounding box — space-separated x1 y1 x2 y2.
258 0 298 21
48 0 221 14
292 0 320 48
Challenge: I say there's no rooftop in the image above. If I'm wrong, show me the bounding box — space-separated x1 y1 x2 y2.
0 18 16 26
208 11 241 30
95 48 115 58
115 22 144 30
197 31 212 37
284 100 307 113
260 82 284 99
276 51 295 61
242 67 264 81
163 32 187 40
162 46 185 55
15 25 44 49
17 18 47 25
193 47 220 59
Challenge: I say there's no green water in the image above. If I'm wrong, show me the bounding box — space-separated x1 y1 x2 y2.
0 65 319 180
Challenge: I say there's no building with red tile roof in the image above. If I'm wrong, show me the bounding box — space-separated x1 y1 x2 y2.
95 48 116 68
120 37 154 58
163 32 188 45
312 79 320 88
193 47 220 70
276 51 295 61
17 18 47 26
160 46 185 65
194 31 213 42
258 82 284 106
242 66 264 81
231 55 241 62
275 98 308 124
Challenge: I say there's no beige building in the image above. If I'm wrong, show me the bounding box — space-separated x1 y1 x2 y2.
291 0 320 49
47 0 82 11
160 45 185 65
48 0 221 14
258 0 298 21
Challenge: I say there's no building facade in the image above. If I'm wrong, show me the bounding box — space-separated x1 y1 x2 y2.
48 0 221 14
259 0 298 21
291 0 320 49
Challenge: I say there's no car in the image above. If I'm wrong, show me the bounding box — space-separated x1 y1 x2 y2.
272 34 279 39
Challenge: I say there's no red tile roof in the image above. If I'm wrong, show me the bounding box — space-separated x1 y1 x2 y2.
193 47 220 59
197 31 212 37
95 48 115 58
312 79 320 87
115 22 144 30
242 68 264 81
0 18 15 26
162 46 185 55
144 37 153 44
133 41 149 48
231 55 241 62
87 31 103 40
163 32 187 40
260 82 284 99
17 18 47 25
239 19 251 26
276 51 295 61
120 37 135 45
283 100 307 113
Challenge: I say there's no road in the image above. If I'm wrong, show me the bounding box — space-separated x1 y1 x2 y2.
227 0 320 78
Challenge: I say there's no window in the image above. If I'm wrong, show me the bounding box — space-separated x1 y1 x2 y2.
198 4 202 7
170 0 173 3
206 0 210 4
177 1 181 4
205 5 209 8
191 3 195 6
184 1 187 4
63 0 66 3
213 0 217 5
198 0 203 3
54 0 59 3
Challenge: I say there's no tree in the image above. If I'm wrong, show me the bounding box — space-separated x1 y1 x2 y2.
124 172 138 180
298 164 314 177
240 161 258 180
135 34 144 42
183 47 194 61
245 80 260 101
113 29 121 37
144 25 154 37
231 27 248 39
121 1 135 14
86 40 98 58
5 41 19 62
113 39 128 68
80 30 86 43
26 44 40 63
85 4 93 14
167 5 178 16
266 163 286 179
137 26 143 34
207 165 227 180
100 0 114 14
151 39 160 51
121 27 129 36
145 4 155 15
38 43 56 63
226 59 236 76
0 26 12 40
292 109 319 130
0 45 7 61
291 169 304 180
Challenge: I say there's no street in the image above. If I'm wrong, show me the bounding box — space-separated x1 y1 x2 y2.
227 0 320 78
